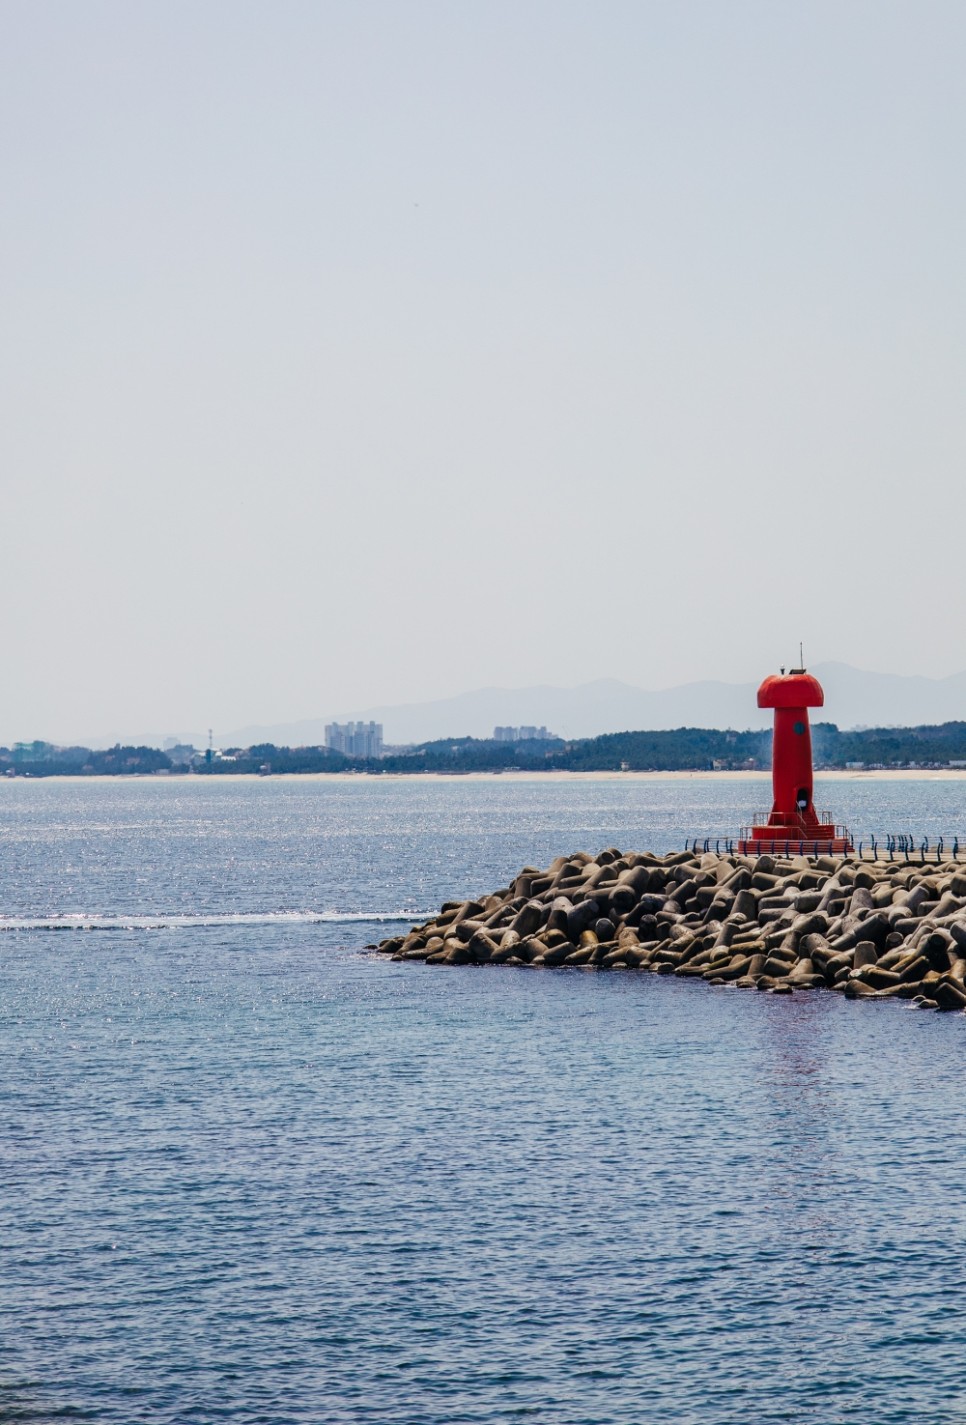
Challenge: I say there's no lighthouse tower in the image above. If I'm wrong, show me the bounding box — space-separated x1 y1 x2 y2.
738 661 851 854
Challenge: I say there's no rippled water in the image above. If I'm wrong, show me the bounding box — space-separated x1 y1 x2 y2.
2 776 966 1423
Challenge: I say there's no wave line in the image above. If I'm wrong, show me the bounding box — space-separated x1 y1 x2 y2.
0 910 426 933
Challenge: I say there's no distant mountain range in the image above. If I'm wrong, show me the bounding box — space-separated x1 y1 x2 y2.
214 663 966 749
76 663 966 751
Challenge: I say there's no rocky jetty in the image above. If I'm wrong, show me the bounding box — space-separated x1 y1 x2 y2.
374 848 966 1011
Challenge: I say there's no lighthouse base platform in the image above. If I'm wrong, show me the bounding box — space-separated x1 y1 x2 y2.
736 819 853 856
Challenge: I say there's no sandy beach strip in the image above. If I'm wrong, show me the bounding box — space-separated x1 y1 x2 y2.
11 768 966 784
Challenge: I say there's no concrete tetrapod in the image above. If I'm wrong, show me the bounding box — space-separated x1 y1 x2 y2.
373 849 966 1011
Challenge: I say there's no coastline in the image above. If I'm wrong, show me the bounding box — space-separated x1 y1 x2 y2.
4 769 966 784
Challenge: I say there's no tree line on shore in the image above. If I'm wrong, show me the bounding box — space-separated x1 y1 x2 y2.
4 720 966 776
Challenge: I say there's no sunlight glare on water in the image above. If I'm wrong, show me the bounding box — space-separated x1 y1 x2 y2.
2 776 966 1424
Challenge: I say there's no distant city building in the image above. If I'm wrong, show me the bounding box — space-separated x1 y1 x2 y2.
325 721 384 758
493 725 555 742
164 743 200 768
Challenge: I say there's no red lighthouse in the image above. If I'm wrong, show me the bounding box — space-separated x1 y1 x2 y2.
738 662 851 855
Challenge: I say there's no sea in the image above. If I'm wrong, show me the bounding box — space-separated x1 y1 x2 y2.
2 774 966 1425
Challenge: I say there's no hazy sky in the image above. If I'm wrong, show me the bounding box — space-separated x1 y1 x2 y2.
2 1 964 742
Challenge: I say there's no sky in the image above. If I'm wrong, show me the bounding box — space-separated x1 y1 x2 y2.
2 1 965 744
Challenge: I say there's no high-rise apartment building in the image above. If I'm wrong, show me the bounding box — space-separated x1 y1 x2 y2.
324 721 384 758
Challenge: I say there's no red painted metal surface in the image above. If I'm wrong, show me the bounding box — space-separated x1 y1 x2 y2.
736 666 852 854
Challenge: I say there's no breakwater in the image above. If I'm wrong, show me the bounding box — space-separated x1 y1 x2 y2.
376 847 966 1010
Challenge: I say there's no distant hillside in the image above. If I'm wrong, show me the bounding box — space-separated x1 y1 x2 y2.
370 721 966 772
208 720 966 774
8 719 966 777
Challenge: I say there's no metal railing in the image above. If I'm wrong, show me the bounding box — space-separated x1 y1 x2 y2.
686 835 964 863
738 824 852 844
749 809 840 829
859 834 962 863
